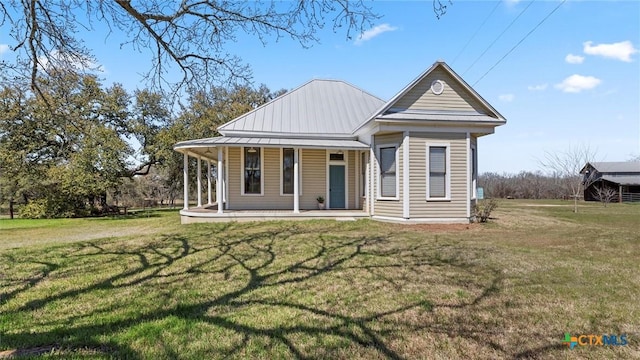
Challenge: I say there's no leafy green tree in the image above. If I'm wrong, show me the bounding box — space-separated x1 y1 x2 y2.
154 84 286 202
0 71 137 217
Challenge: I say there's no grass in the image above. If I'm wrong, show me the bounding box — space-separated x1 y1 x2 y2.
0 201 638 359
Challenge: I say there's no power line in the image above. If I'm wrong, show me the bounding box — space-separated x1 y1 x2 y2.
461 0 535 76
451 1 501 66
472 0 566 86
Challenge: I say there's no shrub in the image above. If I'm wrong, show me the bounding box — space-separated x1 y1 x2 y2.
19 199 50 219
473 199 498 223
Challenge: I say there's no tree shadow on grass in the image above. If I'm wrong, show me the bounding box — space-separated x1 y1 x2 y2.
0 221 564 359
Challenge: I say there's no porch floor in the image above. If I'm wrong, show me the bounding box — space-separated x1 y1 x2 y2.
180 204 370 223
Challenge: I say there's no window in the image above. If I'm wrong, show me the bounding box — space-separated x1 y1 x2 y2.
379 146 397 198
426 143 450 200
361 152 367 197
243 147 261 195
282 148 294 194
471 145 477 199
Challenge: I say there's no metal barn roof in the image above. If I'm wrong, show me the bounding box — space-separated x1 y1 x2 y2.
589 162 640 173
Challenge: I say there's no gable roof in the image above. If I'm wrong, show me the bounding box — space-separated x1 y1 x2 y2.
353 61 506 133
583 161 640 174
217 79 385 139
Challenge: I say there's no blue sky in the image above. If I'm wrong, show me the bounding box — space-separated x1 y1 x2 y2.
1 0 639 173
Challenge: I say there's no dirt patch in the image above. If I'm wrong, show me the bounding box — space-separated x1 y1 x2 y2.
521 204 571 207
491 207 576 229
0 346 56 358
404 223 479 232
0 346 108 358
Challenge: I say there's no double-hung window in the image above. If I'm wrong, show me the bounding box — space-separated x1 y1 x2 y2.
426 143 450 200
471 145 477 199
361 152 367 197
281 148 296 195
378 145 397 199
243 147 262 195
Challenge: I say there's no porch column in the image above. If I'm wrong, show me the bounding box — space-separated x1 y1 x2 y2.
207 160 212 205
619 184 623 203
197 156 202 207
217 147 224 214
183 153 189 210
293 148 300 213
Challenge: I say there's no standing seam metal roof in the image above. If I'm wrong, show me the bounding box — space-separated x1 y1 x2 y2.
589 162 640 173
217 79 385 136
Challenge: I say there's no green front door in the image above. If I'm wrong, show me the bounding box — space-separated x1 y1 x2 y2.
329 165 345 209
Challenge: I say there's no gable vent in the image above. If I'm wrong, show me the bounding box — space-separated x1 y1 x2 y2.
431 80 445 95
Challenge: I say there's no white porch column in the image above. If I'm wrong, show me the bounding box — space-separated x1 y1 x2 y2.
217 147 224 214
207 160 212 205
183 153 189 210
293 148 300 213
196 156 202 207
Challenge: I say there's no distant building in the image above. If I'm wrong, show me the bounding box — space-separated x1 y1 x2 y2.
581 162 640 202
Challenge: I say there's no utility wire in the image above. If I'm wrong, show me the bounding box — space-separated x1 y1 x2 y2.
451 1 501 66
462 0 534 76
472 0 566 86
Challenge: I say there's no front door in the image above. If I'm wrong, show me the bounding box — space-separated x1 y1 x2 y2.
329 165 345 209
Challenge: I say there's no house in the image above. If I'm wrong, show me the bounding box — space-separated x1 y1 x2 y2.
581 162 640 203
173 61 506 223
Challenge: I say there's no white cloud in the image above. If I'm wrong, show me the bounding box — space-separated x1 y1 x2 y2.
555 74 601 93
583 40 638 62
0 44 9 56
565 54 584 64
498 94 515 102
527 83 548 91
355 23 398 45
37 49 103 72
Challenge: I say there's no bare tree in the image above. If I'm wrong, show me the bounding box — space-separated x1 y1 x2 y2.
0 1 384 96
591 181 618 207
539 144 597 213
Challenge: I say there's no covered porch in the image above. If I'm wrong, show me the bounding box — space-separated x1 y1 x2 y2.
181 204 369 223
174 136 372 223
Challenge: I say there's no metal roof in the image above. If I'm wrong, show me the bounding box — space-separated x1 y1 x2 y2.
217 79 385 137
589 162 640 173
174 136 369 152
601 175 640 186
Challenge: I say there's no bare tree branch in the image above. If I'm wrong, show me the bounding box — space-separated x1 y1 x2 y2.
1 0 385 97
538 144 598 213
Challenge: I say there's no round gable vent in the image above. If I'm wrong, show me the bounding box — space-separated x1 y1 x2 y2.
431 80 445 95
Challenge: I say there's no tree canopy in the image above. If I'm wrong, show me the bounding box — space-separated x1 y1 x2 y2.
0 71 282 217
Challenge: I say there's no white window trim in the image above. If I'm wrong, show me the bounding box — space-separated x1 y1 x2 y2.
426 142 451 201
280 148 302 196
241 147 264 196
376 143 399 201
470 142 477 200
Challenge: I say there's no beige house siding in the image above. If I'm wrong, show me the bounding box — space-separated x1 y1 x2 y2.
409 132 468 219
373 133 404 218
393 67 491 114
227 147 328 210
300 149 326 209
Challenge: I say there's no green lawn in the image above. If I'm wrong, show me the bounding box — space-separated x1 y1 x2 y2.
0 201 638 359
